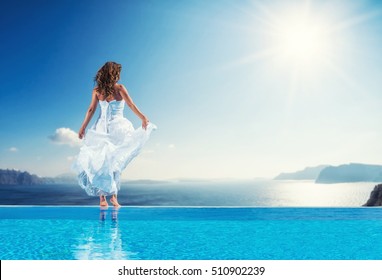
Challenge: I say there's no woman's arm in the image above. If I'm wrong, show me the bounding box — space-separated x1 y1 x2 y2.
119 84 150 129
78 89 98 139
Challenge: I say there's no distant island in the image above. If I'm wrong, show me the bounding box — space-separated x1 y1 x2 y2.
275 163 382 184
0 169 47 185
274 165 329 180
0 169 78 185
0 169 171 185
316 163 382 184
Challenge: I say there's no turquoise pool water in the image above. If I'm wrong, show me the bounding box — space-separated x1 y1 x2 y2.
0 207 381 260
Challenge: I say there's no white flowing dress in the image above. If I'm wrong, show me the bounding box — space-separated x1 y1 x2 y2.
72 99 156 196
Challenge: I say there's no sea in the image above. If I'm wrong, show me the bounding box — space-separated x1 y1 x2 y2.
0 179 376 206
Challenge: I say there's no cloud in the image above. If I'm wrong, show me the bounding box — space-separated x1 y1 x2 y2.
8 147 18 152
67 155 77 161
49 128 81 147
168 144 175 149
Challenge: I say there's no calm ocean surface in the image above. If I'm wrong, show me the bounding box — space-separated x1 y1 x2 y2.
0 180 375 206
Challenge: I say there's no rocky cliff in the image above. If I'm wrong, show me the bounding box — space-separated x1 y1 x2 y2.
363 184 382 206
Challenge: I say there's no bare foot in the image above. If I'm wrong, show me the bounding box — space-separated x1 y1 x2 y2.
110 196 121 207
100 196 108 207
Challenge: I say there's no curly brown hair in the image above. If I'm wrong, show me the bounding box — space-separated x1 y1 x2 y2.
94 61 122 98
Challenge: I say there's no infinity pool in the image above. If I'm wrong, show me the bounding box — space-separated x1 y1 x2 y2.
0 207 381 260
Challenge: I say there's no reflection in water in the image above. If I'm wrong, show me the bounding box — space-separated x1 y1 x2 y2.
73 207 136 259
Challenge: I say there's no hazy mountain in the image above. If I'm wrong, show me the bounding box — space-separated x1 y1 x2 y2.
0 169 78 185
0 169 46 185
0 169 173 185
316 163 382 184
274 165 329 180
45 173 77 184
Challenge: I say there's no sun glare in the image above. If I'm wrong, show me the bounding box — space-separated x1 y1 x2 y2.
278 19 329 62
272 14 331 67
230 1 379 93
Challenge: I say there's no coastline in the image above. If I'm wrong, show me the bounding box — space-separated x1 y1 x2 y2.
0 180 376 207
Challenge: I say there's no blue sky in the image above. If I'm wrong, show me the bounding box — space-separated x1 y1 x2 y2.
1 0 382 180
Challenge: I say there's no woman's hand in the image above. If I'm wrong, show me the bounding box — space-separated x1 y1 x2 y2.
120 85 151 130
78 89 98 140
78 126 86 139
141 117 149 130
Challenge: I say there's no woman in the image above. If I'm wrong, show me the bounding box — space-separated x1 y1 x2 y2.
72 61 156 207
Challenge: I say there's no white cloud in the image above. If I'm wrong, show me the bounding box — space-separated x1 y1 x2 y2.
168 144 175 149
67 155 77 161
8 147 18 152
49 128 81 147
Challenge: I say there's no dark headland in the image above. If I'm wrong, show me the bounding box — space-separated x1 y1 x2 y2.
363 184 382 206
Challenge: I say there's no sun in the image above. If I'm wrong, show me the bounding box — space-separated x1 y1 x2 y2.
228 1 380 90
278 19 329 62
271 13 332 68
